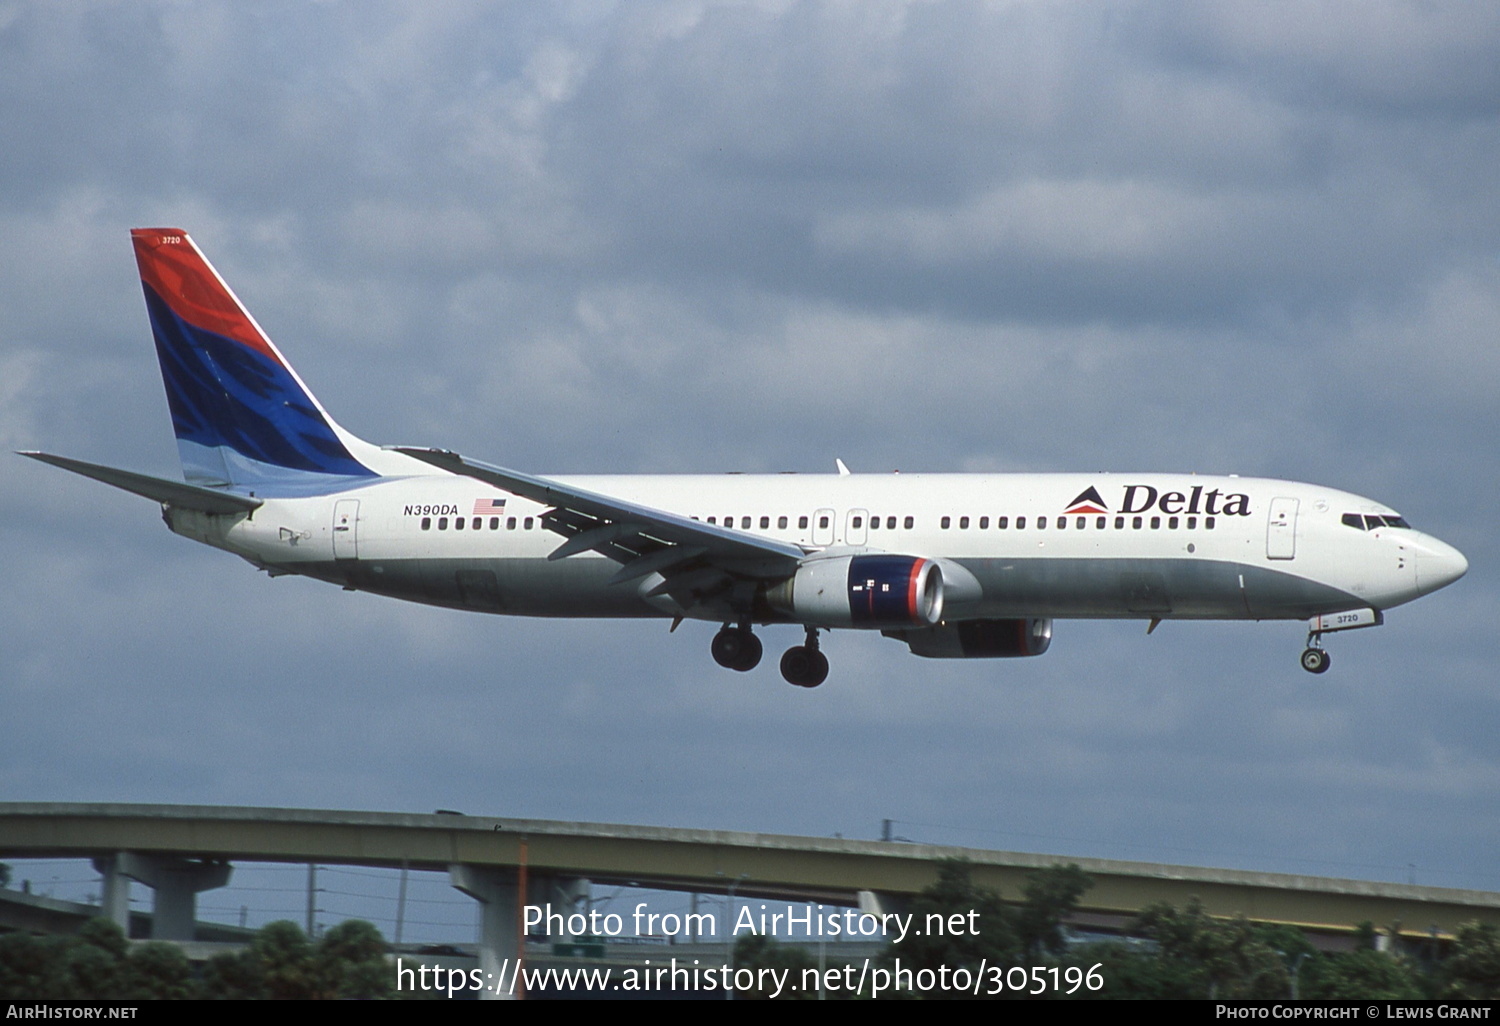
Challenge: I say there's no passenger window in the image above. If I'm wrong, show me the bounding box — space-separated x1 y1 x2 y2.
997 516 1008 529
1096 517 1105 529
778 516 788 529
1114 516 1124 529
1151 516 1161 529
1132 517 1142 529
438 517 448 530
421 517 431 531
887 516 897 529
1016 516 1026 529
819 516 829 529
741 516 751 529
979 516 989 529
1168 516 1179 529
1038 516 1048 529
1206 516 1216 529
941 516 951 529
869 516 879 530
959 516 969 529
904 516 914 529
473 518 481 530
455 517 464 530
490 517 499 530
707 516 716 525
760 516 770 529
1056 516 1066 530
799 516 809 529
507 517 517 530
1187 516 1197 529
524 517 534 530
1077 517 1086 529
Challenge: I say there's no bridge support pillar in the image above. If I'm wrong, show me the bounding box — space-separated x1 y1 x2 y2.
92 852 231 940
530 875 591 941
450 864 519 1001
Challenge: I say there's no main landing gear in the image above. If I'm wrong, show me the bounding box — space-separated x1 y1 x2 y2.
711 624 762 672
711 624 829 687
780 628 829 689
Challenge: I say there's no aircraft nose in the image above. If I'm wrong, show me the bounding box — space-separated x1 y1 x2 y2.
1415 535 1469 595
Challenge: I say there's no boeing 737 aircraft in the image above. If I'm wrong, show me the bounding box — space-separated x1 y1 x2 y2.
22 229 1468 687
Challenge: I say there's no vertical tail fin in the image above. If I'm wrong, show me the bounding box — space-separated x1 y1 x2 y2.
132 228 381 491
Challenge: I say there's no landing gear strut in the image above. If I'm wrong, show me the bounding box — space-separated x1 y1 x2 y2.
1299 608 1382 674
780 628 829 688
711 624 762 672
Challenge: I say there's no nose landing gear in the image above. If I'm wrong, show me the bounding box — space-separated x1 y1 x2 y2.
1299 608 1384 673
1300 645 1331 674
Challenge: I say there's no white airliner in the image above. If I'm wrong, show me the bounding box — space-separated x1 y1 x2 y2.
22 229 1468 687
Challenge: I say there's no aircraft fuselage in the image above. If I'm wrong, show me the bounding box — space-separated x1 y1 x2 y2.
169 470 1462 626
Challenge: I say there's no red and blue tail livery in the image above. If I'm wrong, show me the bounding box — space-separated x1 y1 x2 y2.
132 228 376 491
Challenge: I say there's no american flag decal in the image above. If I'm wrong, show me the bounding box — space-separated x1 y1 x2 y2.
473 498 508 515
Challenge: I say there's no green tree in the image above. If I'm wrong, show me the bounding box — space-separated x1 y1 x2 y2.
892 860 1020 983
315 919 393 999
1303 950 1425 1000
0 932 66 999
122 942 198 1000
1441 921 1500 1000
1135 898 1290 999
54 919 129 999
201 948 265 1000
1065 941 1201 1000
1016 864 1093 959
732 934 816 999
250 920 319 999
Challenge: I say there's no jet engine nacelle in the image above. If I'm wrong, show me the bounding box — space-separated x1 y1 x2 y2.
766 554 944 629
887 618 1053 659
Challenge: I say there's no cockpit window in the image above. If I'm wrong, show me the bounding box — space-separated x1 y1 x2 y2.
1343 512 1412 531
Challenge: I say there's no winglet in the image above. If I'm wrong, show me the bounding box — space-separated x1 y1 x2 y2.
835 458 851 476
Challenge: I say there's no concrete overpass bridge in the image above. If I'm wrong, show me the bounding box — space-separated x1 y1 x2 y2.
3 802 1497 995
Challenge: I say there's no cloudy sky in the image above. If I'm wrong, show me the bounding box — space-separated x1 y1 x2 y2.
3 0 1498 928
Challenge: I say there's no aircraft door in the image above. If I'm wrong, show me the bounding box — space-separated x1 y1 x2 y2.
812 508 836 547
1266 497 1298 560
846 508 869 547
333 499 360 559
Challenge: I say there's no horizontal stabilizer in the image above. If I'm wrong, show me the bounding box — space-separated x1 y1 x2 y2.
19 452 262 514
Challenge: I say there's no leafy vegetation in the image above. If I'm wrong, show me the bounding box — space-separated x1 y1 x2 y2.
0 917 393 1000
873 860 1493 1001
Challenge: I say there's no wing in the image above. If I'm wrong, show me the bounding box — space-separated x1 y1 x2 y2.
393 448 804 612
